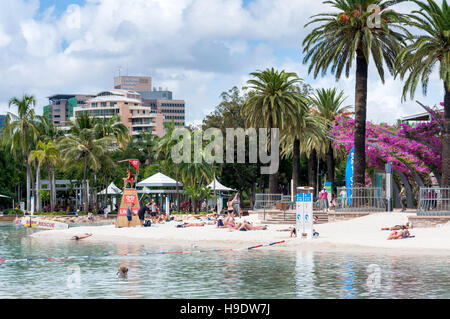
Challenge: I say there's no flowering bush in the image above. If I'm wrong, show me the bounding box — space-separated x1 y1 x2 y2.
330 104 443 186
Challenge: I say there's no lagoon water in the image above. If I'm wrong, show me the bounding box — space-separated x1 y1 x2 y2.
0 222 449 299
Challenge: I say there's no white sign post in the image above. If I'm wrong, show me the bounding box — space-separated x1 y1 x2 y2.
296 187 314 239
296 193 304 237
166 197 170 215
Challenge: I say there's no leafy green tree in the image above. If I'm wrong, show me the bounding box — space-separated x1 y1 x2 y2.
242 68 306 194
303 0 408 187
395 0 450 186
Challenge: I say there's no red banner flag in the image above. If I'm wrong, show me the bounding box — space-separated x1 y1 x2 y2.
128 159 139 171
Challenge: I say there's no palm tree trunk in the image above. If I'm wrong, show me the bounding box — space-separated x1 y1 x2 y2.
268 115 278 194
292 138 300 192
326 143 335 194
83 155 88 212
49 164 54 212
353 48 368 188
51 166 56 209
26 161 31 213
442 81 450 187
35 162 41 212
308 149 317 198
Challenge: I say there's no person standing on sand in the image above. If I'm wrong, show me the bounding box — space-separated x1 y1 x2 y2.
400 184 407 212
319 188 329 213
126 204 133 227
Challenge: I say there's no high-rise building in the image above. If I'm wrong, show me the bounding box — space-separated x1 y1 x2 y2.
114 76 152 92
139 89 185 127
72 89 165 137
44 94 95 126
113 75 186 128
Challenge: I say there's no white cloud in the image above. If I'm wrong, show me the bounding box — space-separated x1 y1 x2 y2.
0 0 444 127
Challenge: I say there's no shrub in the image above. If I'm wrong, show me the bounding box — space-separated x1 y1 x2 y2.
3 208 22 215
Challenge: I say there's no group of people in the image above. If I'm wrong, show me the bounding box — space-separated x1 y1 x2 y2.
126 200 172 227
381 222 415 240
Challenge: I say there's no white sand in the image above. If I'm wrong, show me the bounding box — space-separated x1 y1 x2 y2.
30 213 450 253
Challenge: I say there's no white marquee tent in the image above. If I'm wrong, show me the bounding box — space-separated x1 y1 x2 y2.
207 177 235 193
97 182 122 195
137 172 183 188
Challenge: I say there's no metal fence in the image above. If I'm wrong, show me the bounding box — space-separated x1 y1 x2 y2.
336 187 386 212
418 187 450 216
253 194 283 210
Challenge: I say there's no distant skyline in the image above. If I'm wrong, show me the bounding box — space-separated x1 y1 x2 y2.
0 0 444 126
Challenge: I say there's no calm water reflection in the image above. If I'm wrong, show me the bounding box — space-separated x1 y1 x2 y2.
0 223 449 299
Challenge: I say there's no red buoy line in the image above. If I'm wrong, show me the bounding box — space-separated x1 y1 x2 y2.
0 240 286 264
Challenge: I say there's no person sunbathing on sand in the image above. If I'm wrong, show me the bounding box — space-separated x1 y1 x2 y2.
236 221 267 231
381 223 412 231
70 233 92 241
387 229 414 240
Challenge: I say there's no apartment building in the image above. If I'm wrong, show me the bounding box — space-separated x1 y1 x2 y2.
44 94 95 126
72 89 164 137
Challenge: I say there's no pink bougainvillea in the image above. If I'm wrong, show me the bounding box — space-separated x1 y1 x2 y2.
330 104 443 185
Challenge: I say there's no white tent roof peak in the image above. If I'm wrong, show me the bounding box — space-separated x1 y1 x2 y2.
98 182 122 195
207 177 235 192
137 172 183 187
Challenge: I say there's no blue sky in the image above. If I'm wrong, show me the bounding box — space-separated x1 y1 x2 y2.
0 0 444 125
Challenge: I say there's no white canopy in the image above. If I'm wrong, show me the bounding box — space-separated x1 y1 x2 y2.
137 172 183 188
98 182 122 195
207 177 235 192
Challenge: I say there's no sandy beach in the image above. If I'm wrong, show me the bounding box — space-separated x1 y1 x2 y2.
29 213 450 253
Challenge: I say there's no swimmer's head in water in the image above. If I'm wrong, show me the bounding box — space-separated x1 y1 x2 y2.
119 266 128 274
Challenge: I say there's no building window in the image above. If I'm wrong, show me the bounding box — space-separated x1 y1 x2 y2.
101 102 107 107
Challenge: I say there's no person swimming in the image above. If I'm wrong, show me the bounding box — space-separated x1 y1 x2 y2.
117 266 128 278
70 233 93 241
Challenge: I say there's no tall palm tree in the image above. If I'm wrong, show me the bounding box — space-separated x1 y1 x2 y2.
35 116 63 209
29 141 60 212
242 68 306 194
303 0 408 187
281 105 324 193
60 125 113 212
395 0 450 186
302 132 330 197
1 95 39 212
310 88 352 192
156 121 181 209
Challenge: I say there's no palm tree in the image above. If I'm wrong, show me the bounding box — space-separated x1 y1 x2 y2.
60 124 113 212
303 0 408 187
156 121 181 209
302 132 329 198
35 116 63 210
1 95 39 212
242 68 306 194
95 114 130 149
395 0 450 186
29 141 60 212
281 104 324 193
310 88 352 192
